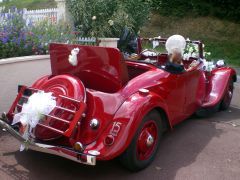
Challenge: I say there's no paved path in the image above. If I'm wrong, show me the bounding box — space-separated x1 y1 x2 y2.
0 107 240 180
235 68 240 83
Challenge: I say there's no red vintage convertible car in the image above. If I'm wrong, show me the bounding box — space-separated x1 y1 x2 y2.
0 38 237 171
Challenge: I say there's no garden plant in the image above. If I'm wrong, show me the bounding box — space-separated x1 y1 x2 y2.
0 8 76 59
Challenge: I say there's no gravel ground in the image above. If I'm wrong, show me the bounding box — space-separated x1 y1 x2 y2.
0 107 240 180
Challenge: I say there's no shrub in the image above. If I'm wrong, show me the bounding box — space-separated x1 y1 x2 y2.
29 20 77 54
0 8 77 59
0 10 31 58
66 0 151 38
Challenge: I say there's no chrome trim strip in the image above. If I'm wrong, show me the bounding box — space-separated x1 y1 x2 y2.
0 119 96 166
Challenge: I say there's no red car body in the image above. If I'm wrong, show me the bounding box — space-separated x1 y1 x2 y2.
0 38 237 170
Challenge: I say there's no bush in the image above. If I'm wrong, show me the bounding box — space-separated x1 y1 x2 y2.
0 9 76 59
66 0 151 38
30 20 76 54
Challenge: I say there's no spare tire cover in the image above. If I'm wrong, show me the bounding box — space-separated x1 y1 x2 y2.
32 75 86 141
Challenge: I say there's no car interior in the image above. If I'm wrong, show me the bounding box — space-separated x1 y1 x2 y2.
124 38 202 74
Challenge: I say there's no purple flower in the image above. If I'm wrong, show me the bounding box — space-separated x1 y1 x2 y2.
1 36 9 44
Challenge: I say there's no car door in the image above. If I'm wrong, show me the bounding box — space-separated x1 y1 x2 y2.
180 69 206 117
160 73 186 125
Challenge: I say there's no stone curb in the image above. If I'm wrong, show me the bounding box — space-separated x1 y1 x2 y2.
0 55 50 65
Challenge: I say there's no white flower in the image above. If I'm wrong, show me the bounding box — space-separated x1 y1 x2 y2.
189 46 194 52
108 20 114 26
205 52 211 56
192 52 198 58
92 16 97 20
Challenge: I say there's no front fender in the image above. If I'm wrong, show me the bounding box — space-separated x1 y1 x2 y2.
202 67 236 107
84 91 169 160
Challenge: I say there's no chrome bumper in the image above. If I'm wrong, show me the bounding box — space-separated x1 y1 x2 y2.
0 117 96 166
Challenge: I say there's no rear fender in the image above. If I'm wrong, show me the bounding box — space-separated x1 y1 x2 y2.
31 75 51 89
202 67 236 108
84 91 170 160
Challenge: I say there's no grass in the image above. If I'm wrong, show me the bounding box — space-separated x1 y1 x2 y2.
141 13 240 67
0 0 56 10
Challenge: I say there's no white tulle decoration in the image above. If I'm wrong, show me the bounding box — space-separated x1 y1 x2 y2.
68 48 80 66
142 50 158 57
12 91 56 151
216 59 225 67
202 59 215 72
165 35 186 55
152 40 160 49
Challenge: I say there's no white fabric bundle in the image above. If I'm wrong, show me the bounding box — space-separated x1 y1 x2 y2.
12 91 56 151
68 48 80 66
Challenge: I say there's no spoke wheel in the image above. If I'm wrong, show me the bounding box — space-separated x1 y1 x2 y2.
137 120 158 161
119 110 163 171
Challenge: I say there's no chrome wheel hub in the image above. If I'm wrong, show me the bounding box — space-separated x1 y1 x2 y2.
146 134 154 147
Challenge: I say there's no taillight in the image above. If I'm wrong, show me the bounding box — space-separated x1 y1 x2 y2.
104 134 115 146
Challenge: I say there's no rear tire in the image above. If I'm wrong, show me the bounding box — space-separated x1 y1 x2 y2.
119 110 163 171
220 79 234 110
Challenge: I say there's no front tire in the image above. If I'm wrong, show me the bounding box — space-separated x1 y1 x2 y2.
220 79 234 110
119 110 163 171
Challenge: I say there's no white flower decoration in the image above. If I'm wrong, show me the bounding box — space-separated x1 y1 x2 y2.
68 48 80 66
92 16 97 20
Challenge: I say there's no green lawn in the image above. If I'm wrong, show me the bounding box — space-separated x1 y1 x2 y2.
141 14 240 67
0 0 56 10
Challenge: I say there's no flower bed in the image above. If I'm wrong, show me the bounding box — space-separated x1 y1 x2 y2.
0 8 76 59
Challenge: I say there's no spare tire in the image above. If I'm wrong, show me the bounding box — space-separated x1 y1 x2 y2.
32 75 86 141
